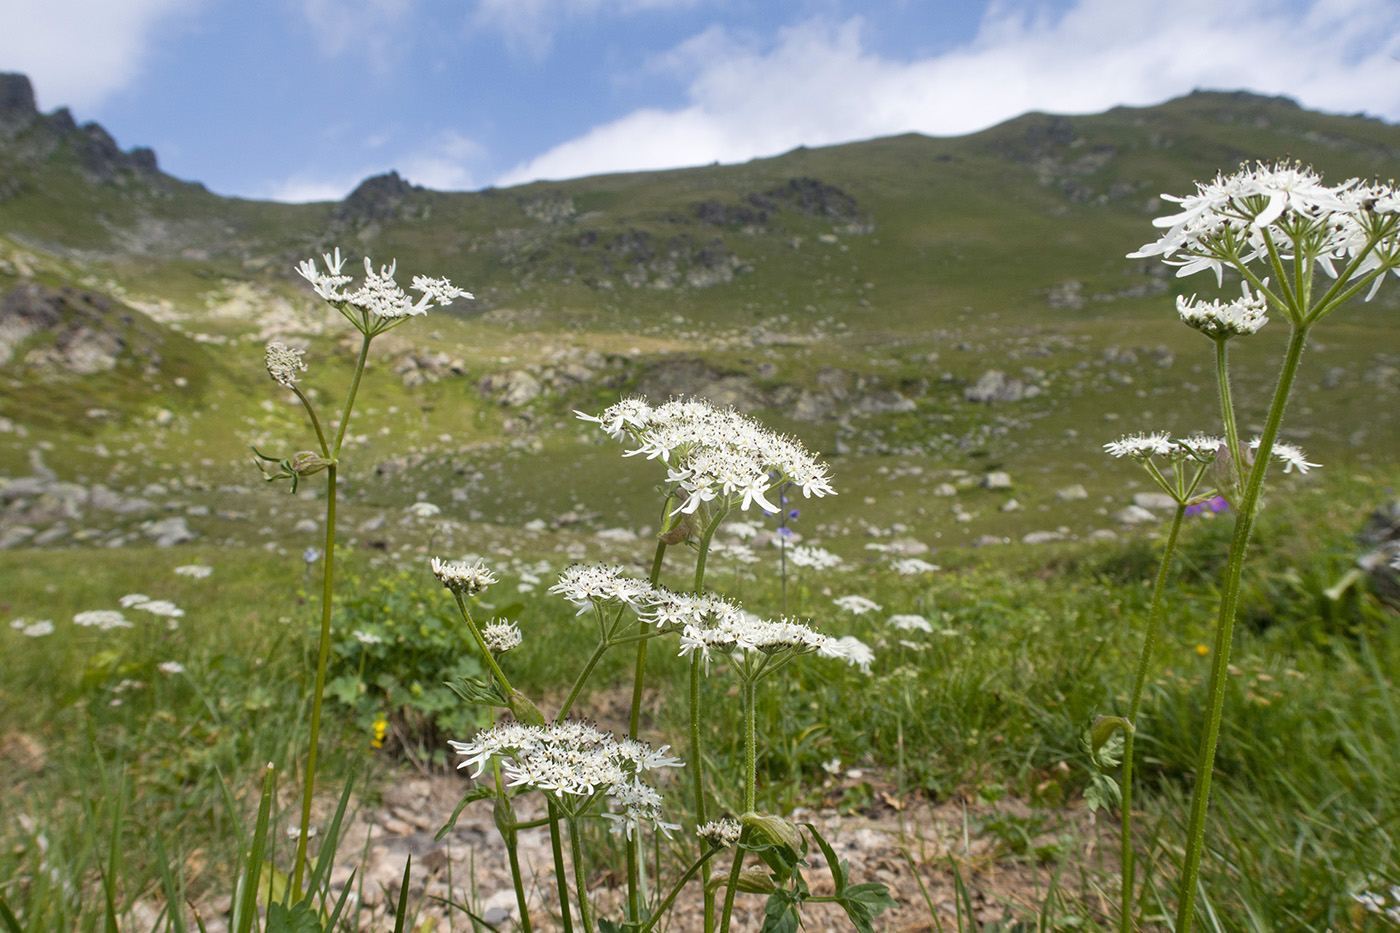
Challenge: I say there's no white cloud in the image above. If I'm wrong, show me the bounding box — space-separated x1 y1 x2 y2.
297 0 416 71
261 130 485 202
496 0 1400 186
0 0 197 112
471 0 701 57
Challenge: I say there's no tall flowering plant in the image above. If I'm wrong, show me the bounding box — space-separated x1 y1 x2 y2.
437 396 891 933
254 249 471 896
1107 163 1400 932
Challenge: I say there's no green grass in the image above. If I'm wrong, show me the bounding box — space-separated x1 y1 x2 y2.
2 469 1397 930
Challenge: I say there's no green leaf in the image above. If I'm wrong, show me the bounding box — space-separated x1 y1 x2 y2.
759 891 801 933
1089 715 1132 753
802 823 847 893
266 900 324 933
435 786 496 841
391 854 413 933
837 883 899 933
0 894 23 933
446 676 507 708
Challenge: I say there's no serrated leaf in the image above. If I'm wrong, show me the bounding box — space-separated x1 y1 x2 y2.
266 900 323 933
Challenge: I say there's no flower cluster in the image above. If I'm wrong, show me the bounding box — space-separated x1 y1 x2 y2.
697 818 743 848
1128 161 1400 295
73 610 132 631
431 557 497 596
481 620 523 654
449 720 683 837
888 614 933 633
1249 437 1320 474
577 396 835 515
1103 432 1223 463
548 563 655 615
786 544 842 570
296 248 473 331
1177 288 1268 340
11 619 54 637
174 564 213 579
265 342 307 388
833 594 882 615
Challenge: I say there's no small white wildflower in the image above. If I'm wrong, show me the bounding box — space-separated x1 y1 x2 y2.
137 600 185 619
834 635 875 674
1177 287 1269 340
22 620 54 637
8 619 24 630
833 594 881 615
297 250 473 331
174 564 213 579
407 502 442 519
697 819 743 848
73 610 132 630
119 594 150 609
888 614 933 633
787 545 842 570
265 342 307 388
481 620 523 654
352 629 383 645
890 557 939 575
1104 432 1173 461
725 520 762 540
157 660 185 675
1249 438 1321 474
431 557 497 596
821 757 843 775
549 564 655 614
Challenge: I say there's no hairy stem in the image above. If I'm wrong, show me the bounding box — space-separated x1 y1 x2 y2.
1120 502 1186 933
1175 324 1309 932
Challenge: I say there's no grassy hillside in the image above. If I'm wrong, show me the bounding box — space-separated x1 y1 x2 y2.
1 88 1398 555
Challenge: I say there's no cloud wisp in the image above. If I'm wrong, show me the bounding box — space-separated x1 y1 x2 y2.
495 0 1400 186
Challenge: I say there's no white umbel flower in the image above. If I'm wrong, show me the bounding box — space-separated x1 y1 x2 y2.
1177 287 1268 339
449 720 682 835
697 819 743 848
265 342 307 387
481 620 523 654
578 396 835 516
297 248 473 332
431 557 497 595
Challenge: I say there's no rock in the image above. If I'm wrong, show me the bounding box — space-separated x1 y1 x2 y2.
1088 529 1119 541
1022 530 1065 544
1000 498 1021 512
932 483 958 497
0 525 34 548
1056 484 1089 502
1133 492 1178 511
1115 505 1158 525
144 516 196 547
982 471 1013 490
293 518 319 534
856 390 916 414
964 370 1039 403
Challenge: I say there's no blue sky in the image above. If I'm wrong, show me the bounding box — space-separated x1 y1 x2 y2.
4 0 1399 202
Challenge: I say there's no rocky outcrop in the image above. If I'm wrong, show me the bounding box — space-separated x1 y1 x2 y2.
0 282 158 377
0 73 160 183
331 171 431 227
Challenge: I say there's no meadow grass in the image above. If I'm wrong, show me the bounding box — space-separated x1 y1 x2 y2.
2 467 1396 930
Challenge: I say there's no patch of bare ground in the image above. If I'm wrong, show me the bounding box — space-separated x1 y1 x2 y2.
176 770 1126 932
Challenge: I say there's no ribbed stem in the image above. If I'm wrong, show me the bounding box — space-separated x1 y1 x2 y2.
292 462 338 894
1120 503 1186 933
568 817 595 933
1174 324 1309 932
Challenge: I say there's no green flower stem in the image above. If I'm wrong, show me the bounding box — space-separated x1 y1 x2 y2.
1213 340 1244 484
567 817 595 933
331 332 373 456
717 680 760 933
558 640 609 720
548 799 575 933
625 533 671 923
691 657 715 933
1174 323 1309 933
1120 502 1186 933
634 849 722 933
291 386 330 458
694 506 730 593
717 827 751 933
494 762 534 933
743 679 757 813
292 462 338 895
453 593 518 697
